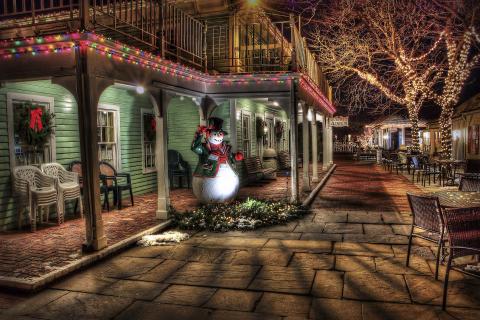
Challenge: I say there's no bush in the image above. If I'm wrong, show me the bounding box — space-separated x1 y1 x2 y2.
171 198 305 232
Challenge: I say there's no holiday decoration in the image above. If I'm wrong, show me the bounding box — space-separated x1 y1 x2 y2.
16 102 55 148
143 113 156 141
275 121 285 139
171 198 303 231
191 117 244 203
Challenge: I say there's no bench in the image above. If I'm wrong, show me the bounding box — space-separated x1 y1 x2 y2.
277 150 291 170
244 156 276 181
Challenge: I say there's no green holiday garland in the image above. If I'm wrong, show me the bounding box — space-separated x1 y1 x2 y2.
16 102 55 147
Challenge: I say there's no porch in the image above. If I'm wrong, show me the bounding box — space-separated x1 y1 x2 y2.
0 164 328 289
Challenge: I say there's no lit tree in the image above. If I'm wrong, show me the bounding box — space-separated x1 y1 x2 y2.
426 1 480 159
308 0 440 151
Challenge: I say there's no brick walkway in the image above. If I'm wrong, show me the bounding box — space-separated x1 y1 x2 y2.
0 172 320 283
2 161 480 320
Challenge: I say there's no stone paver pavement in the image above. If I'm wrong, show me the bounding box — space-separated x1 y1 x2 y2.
1 161 480 320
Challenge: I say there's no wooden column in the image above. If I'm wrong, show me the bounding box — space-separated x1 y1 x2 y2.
75 46 111 251
328 118 334 165
311 109 318 182
289 83 299 203
322 115 329 170
229 99 238 152
301 103 311 191
151 90 171 219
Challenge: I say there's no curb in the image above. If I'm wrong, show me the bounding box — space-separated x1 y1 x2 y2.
302 163 337 208
0 220 171 292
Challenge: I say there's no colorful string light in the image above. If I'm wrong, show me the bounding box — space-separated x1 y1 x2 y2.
1 31 336 115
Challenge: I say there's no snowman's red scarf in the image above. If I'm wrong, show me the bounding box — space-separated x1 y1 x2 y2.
205 141 230 164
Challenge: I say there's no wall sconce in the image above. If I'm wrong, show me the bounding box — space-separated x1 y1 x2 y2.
136 85 145 94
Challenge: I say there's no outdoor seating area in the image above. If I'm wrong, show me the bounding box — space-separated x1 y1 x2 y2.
377 150 480 309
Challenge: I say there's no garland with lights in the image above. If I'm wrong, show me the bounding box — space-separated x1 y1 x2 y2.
171 198 304 232
0 32 335 116
16 102 55 148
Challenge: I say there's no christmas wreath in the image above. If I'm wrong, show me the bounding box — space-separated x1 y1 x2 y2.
16 102 55 148
143 113 156 141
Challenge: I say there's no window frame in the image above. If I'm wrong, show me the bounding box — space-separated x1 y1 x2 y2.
240 110 252 158
141 108 157 174
97 104 121 170
7 92 56 169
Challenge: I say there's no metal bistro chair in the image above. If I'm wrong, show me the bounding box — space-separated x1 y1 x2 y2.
459 176 480 192
13 166 59 232
99 161 134 210
168 150 191 188
41 163 83 222
406 193 446 280
411 156 425 183
441 207 480 310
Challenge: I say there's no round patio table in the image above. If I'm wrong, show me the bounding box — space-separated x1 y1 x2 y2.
428 190 480 208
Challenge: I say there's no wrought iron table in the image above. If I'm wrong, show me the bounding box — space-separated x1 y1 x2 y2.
428 190 480 208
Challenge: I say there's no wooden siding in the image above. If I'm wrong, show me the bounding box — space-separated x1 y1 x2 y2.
0 81 158 231
167 97 200 186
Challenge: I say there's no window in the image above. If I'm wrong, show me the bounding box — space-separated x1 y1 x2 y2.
97 105 120 168
265 115 274 149
7 93 55 168
141 109 156 173
241 111 252 157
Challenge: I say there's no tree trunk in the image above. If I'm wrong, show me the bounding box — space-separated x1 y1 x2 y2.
408 109 420 152
439 104 454 159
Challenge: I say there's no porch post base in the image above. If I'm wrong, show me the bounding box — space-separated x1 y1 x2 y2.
82 236 107 252
156 197 169 219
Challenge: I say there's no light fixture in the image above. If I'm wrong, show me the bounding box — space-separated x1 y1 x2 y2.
264 126 268 133
136 85 145 94
179 96 185 101
273 101 279 107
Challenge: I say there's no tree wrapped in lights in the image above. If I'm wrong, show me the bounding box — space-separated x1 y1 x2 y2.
426 0 480 159
308 0 440 152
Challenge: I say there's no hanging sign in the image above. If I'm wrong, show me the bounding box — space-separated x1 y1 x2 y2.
331 116 349 127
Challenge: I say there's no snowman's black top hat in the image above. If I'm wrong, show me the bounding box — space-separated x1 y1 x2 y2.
207 117 228 135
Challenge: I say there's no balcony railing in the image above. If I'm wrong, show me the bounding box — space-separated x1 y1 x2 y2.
0 0 206 69
206 10 332 101
0 2 331 100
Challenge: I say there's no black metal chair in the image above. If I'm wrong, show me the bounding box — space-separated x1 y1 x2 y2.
168 150 191 188
69 160 112 211
406 193 446 280
466 159 480 173
411 156 425 183
99 161 134 210
459 176 480 192
441 207 480 310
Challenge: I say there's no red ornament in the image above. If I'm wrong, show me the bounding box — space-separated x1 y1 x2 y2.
235 152 244 161
29 108 43 132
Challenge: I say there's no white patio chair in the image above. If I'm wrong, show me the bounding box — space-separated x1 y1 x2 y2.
41 163 83 222
12 166 59 232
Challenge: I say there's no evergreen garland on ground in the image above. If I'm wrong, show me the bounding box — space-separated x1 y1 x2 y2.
171 198 305 232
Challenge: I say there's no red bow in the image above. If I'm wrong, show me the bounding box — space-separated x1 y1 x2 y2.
150 118 156 131
29 108 43 132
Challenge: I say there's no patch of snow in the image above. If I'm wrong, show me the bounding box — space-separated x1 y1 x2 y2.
137 231 190 247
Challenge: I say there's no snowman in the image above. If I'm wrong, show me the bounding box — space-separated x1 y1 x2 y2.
191 117 244 203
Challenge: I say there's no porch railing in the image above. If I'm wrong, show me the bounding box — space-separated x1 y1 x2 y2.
0 0 206 69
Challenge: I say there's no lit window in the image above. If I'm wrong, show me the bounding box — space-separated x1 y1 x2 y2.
241 111 252 157
97 107 119 168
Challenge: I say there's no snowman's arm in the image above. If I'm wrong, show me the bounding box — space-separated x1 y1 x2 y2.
191 133 205 155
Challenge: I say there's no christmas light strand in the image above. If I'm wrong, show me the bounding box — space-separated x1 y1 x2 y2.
0 32 336 115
